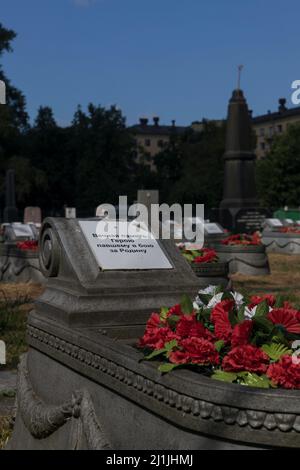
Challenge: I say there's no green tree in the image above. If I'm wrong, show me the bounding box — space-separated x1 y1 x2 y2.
155 121 226 207
0 23 29 134
256 123 300 208
71 104 137 212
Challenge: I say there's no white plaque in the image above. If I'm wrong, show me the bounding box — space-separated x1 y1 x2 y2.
266 218 283 227
12 223 35 238
285 219 293 224
79 220 173 270
205 223 223 234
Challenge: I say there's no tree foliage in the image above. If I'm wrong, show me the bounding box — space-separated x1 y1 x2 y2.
257 123 300 208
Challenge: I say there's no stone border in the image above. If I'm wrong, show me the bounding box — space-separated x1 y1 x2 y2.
27 324 300 436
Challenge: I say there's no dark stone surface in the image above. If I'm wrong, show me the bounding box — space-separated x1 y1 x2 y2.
8 217 300 449
219 90 268 232
191 262 229 287
0 243 44 283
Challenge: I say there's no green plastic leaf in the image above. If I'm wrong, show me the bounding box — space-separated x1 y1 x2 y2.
180 294 194 315
164 340 178 352
261 343 292 361
254 300 269 318
237 372 271 389
211 370 237 383
182 253 194 263
143 348 166 361
274 295 284 308
167 314 180 327
158 363 180 374
237 305 246 323
253 316 274 333
214 340 225 352
221 291 234 302
197 293 212 306
160 306 169 321
228 308 238 327
215 286 224 295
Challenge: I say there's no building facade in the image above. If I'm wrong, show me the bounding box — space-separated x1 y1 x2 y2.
130 117 187 168
253 99 300 159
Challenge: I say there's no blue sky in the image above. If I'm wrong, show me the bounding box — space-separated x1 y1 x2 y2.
1 0 299 126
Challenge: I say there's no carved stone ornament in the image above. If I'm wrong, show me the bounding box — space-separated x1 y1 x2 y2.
15 355 111 449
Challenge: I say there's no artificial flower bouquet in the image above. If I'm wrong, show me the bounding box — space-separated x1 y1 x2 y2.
221 233 261 246
279 227 300 235
138 286 300 389
178 245 219 264
16 240 38 251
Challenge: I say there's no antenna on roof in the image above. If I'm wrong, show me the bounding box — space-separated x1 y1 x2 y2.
237 65 244 91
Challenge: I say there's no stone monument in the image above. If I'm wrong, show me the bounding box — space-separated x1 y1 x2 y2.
24 207 42 226
8 217 300 449
219 88 268 233
3 169 18 223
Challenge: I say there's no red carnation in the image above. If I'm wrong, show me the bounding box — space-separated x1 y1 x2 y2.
267 355 300 389
231 320 253 348
138 326 179 350
222 345 269 373
138 312 179 350
176 315 214 341
249 294 276 309
169 337 219 366
268 308 300 334
168 304 185 317
211 300 234 343
193 248 217 264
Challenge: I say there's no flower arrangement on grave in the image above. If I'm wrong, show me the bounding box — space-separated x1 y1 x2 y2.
138 286 300 389
16 240 38 251
221 233 261 246
178 245 219 264
279 227 300 234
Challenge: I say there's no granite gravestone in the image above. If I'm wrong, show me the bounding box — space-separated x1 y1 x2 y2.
24 206 42 226
3 169 18 223
65 207 76 219
9 217 300 450
219 90 269 233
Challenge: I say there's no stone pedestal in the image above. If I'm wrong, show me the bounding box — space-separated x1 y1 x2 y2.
8 218 300 449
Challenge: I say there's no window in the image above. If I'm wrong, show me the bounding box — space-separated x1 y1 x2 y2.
277 124 282 133
157 140 165 148
144 139 151 147
260 142 266 150
260 128 265 137
269 127 274 137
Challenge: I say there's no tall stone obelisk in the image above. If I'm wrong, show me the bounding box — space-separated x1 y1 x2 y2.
219 89 267 233
3 169 18 223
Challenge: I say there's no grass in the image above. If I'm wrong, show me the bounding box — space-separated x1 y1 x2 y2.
0 283 44 370
0 283 44 448
232 253 300 307
0 417 13 448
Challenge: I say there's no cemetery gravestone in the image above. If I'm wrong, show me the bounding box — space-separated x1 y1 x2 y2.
65 207 76 219
24 206 42 226
8 216 299 449
0 222 43 283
